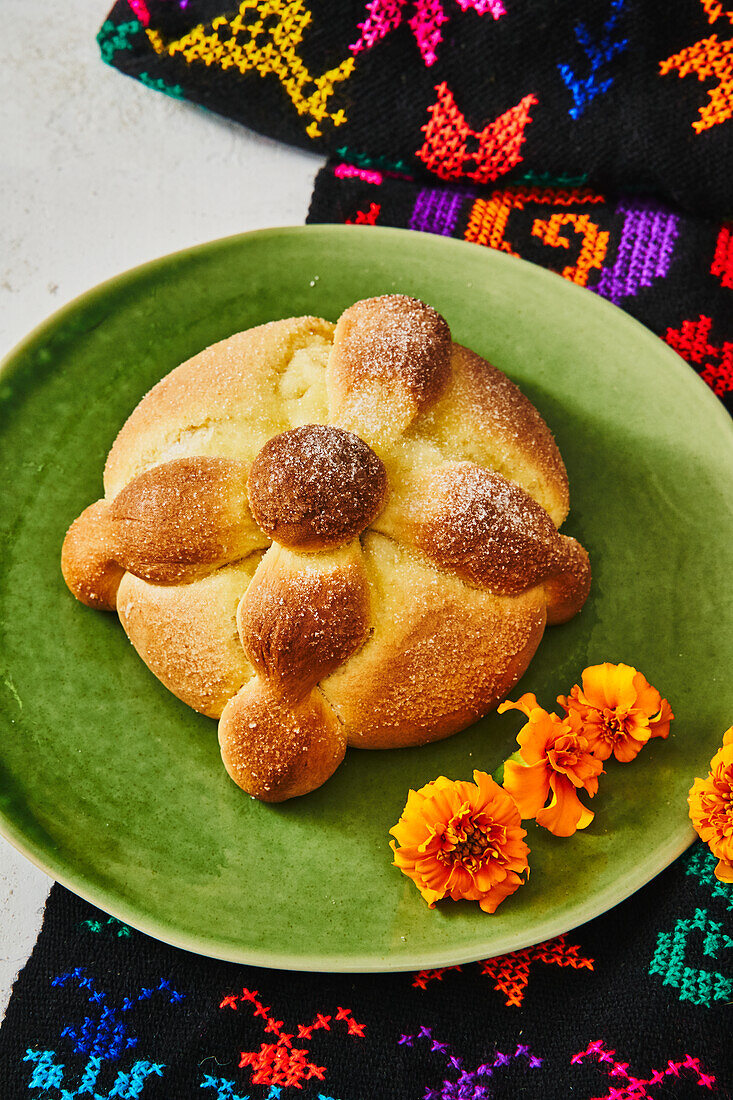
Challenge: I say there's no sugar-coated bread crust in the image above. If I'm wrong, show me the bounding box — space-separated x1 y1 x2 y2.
61 295 591 801
321 532 547 748
116 558 262 718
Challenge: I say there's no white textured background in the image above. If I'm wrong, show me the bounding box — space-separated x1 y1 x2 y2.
0 0 319 1017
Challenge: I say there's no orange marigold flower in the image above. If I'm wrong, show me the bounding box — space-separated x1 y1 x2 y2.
689 727 733 884
498 693 603 837
389 771 529 913
558 662 674 763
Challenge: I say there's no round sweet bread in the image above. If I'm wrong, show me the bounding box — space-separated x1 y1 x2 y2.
61 296 590 802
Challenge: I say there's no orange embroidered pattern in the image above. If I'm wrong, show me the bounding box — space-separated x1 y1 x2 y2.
659 3 733 133
464 185 605 253
711 224 733 288
345 201 381 224
480 936 595 1007
416 82 537 184
412 935 594 1007
220 988 365 1089
145 1 355 138
531 212 610 286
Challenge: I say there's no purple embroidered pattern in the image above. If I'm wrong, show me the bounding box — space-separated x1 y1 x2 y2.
596 198 680 304
399 1026 543 1098
409 186 469 234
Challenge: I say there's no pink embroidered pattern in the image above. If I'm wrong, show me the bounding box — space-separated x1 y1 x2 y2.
345 201 381 224
334 163 384 184
220 988 365 1090
571 1040 716 1096
350 0 504 67
417 83 537 183
531 212 610 286
711 223 733 288
664 314 733 397
127 0 150 24
413 935 594 1007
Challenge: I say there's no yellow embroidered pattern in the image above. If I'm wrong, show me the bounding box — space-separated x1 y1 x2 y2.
531 213 610 287
146 1 355 138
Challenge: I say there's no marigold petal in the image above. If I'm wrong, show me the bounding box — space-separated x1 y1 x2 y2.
478 871 525 914
497 693 540 719
648 696 674 739
581 662 638 711
612 733 647 763
714 857 733 884
536 776 592 837
723 727 733 747
503 759 550 820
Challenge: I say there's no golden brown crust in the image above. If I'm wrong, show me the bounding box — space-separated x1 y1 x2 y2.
375 461 563 596
116 558 262 718
218 679 346 801
247 425 387 551
238 542 370 705
61 297 591 803
415 345 570 525
110 456 268 584
544 535 592 625
103 316 334 498
328 295 452 447
61 500 124 611
322 532 547 748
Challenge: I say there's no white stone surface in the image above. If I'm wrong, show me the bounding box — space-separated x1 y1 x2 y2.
0 0 319 1018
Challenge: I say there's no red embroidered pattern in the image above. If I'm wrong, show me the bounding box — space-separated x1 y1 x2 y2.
416 83 537 184
345 201 381 224
664 314 733 397
571 1039 716 1096
413 935 594 1007
220 988 365 1089
711 223 733 288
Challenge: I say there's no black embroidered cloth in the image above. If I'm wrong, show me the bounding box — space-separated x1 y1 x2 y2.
0 844 731 1099
95 0 733 219
1 1 733 1097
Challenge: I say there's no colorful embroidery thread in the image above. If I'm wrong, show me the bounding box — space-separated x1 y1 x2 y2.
417 84 537 183
659 2 733 133
531 212 610 286
571 1040 716 1095
595 199 680 304
220 988 365 1090
711 223 733 288
463 185 604 255
413 934 594 1007
557 0 629 119
399 1027 543 1099
410 186 469 235
350 0 504 68
664 314 733 397
649 907 733 1006
145 1 355 138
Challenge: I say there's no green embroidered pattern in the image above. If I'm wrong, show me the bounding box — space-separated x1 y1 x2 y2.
686 843 733 911
649 907 733 1007
97 19 143 65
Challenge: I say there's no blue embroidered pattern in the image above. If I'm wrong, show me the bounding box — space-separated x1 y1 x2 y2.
557 0 628 119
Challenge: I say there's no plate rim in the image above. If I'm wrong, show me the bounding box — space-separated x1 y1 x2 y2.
0 223 729 972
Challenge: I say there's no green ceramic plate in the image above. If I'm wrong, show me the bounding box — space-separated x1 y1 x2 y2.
1 225 731 972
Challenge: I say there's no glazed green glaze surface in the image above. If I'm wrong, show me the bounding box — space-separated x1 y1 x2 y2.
0 226 731 971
